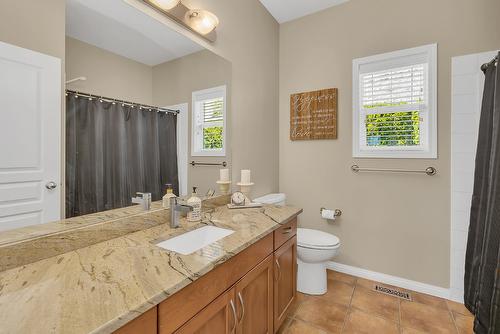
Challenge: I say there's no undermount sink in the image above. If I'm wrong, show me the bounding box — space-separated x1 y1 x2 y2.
156 226 234 255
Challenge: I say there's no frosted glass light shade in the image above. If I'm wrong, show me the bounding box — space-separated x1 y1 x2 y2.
149 0 180 10
185 9 219 35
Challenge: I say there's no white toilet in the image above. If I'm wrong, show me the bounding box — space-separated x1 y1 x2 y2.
297 228 340 295
254 193 341 295
254 193 286 206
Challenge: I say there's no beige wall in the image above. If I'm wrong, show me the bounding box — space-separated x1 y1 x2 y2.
127 0 280 198
153 50 232 195
279 0 500 287
65 37 153 104
0 0 65 59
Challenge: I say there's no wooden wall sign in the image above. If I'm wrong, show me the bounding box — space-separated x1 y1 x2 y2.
290 88 338 141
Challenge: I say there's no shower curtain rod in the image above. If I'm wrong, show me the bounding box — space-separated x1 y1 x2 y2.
481 55 498 72
65 90 180 114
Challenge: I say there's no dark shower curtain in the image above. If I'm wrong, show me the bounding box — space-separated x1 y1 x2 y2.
65 93 179 218
464 52 500 334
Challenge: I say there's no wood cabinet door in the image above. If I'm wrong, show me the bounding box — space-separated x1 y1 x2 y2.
175 287 237 334
235 255 274 334
273 236 297 332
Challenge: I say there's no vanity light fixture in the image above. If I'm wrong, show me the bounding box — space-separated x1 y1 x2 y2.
142 0 218 42
184 9 219 35
148 0 180 10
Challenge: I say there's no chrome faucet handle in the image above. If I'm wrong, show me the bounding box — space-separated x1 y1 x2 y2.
131 192 151 211
170 197 193 210
178 204 194 212
170 198 194 228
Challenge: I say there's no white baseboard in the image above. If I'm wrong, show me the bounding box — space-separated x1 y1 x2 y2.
327 261 457 301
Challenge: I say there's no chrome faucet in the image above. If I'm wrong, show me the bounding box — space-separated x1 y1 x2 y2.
170 197 193 228
131 192 151 211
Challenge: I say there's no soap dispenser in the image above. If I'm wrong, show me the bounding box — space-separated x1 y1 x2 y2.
162 184 176 209
187 187 202 222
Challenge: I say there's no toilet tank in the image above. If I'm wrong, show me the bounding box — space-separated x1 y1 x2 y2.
254 193 286 206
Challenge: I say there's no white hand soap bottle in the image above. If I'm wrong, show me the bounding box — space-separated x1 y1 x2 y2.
162 184 176 209
187 187 202 222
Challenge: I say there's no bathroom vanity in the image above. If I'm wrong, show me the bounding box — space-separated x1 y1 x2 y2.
118 210 298 334
0 197 301 334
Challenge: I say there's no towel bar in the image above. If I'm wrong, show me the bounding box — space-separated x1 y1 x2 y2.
190 161 227 167
351 165 437 176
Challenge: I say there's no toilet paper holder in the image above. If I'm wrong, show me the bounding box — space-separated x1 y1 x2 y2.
320 207 342 217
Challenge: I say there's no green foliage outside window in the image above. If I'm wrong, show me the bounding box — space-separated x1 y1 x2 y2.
365 111 420 147
363 100 421 147
203 126 223 149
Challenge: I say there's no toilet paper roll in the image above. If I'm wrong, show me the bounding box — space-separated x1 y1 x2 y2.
321 209 336 220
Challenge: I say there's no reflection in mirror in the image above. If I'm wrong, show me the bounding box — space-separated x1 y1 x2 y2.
0 0 231 240
64 1 232 218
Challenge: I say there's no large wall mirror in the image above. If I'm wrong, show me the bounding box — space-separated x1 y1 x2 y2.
0 0 231 239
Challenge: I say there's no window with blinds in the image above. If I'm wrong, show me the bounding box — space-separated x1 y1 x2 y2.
352 44 437 158
362 64 424 147
192 86 226 156
201 97 224 150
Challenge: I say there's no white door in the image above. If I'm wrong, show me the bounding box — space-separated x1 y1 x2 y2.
0 41 61 232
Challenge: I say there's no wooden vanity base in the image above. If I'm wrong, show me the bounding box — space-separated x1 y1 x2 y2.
114 217 298 334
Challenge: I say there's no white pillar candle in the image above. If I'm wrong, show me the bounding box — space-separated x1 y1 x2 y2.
219 168 229 182
241 169 251 184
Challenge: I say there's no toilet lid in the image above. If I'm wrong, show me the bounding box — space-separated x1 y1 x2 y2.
297 228 340 248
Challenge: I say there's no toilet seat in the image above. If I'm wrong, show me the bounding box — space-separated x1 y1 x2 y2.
297 228 340 249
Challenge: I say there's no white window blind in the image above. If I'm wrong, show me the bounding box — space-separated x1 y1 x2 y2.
362 64 425 110
192 86 226 156
361 64 426 148
352 44 437 158
203 98 224 123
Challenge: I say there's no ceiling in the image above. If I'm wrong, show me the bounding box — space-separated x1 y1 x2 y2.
258 0 350 23
66 0 204 66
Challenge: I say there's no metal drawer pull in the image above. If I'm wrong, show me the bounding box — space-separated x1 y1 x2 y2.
237 292 245 323
282 227 292 234
275 259 282 281
230 299 237 333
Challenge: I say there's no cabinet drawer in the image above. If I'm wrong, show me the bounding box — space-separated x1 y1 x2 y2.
273 218 297 250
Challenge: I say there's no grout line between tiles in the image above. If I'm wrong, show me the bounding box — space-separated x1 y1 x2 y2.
339 278 356 333
446 300 461 334
398 298 402 334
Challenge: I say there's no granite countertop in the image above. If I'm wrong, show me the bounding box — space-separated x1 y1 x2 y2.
0 202 302 334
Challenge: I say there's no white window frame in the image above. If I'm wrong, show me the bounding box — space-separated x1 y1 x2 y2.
352 44 437 158
191 85 226 157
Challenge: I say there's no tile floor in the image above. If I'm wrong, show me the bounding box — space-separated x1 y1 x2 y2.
278 270 474 334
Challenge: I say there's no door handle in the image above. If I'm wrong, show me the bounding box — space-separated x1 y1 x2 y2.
230 299 237 334
275 259 281 282
282 227 292 234
45 181 57 190
237 292 245 324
